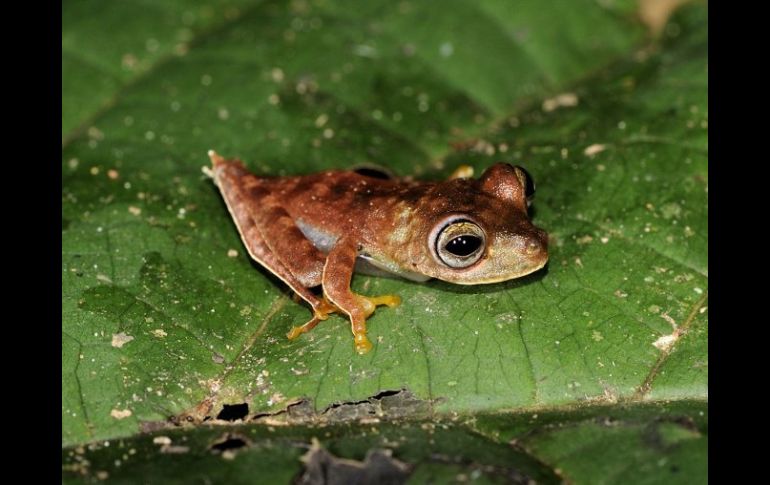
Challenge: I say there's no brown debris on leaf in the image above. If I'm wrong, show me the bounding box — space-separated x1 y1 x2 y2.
295 438 411 485
255 389 431 426
172 397 214 425
323 389 430 422
166 389 430 429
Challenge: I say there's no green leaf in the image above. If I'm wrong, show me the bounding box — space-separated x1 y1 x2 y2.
62 401 706 484
63 0 707 482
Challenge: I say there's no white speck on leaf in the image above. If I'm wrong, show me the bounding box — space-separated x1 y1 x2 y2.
353 44 378 58
542 92 578 112
111 333 134 348
653 333 678 351
110 408 132 420
314 114 328 127
271 67 284 82
584 144 606 156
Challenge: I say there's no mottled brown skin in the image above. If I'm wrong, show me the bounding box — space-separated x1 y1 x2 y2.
205 151 548 354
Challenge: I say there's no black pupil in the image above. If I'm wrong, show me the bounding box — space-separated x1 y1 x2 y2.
445 235 482 257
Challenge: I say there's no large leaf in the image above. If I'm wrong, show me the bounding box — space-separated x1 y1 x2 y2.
63 0 707 481
63 401 706 484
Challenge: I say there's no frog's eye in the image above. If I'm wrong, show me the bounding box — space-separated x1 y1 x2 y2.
513 165 536 206
435 221 486 269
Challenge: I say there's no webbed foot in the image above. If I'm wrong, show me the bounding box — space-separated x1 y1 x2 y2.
353 293 401 318
286 296 339 340
350 293 400 354
354 333 373 354
286 292 401 355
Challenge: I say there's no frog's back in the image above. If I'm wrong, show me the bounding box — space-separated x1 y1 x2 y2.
207 157 435 236
262 169 429 209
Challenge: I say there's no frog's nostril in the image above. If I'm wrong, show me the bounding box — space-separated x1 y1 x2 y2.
525 239 543 255
513 235 542 254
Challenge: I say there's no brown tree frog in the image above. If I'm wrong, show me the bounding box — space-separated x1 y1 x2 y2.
204 151 548 354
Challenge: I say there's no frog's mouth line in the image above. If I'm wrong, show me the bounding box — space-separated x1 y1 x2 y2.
440 256 549 285
354 254 432 283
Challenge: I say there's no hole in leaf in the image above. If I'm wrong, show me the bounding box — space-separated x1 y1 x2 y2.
210 433 251 455
372 389 403 400
216 403 249 421
211 437 248 453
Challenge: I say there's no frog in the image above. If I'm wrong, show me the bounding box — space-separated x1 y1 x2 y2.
203 150 548 354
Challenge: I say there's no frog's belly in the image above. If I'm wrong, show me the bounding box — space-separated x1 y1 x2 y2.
296 218 430 282
354 254 431 282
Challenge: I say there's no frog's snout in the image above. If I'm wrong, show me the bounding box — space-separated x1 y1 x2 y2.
525 238 543 255
515 228 548 257
534 228 549 254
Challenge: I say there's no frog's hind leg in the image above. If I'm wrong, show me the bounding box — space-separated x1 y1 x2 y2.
322 238 401 354
235 180 347 340
285 286 401 341
208 152 399 349
206 152 331 333
285 294 338 339
208 152 325 286
235 216 335 340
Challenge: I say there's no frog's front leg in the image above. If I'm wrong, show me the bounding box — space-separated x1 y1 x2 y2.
322 239 401 354
448 165 474 180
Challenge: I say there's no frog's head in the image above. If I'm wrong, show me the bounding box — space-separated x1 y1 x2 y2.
407 163 548 285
